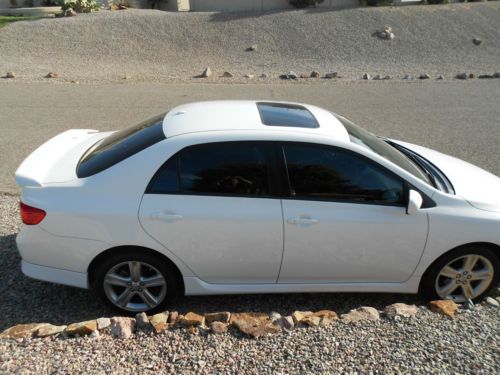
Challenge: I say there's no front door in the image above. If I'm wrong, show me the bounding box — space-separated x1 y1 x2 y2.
277 143 428 283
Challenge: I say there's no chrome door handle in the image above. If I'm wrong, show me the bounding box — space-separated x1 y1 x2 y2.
151 212 183 222
287 217 319 225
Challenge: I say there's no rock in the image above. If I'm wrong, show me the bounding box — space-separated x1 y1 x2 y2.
0 323 49 339
280 71 298 80
341 307 380 323
260 73 268 79
269 312 282 323
419 74 430 80
135 312 151 330
403 74 412 80
314 310 338 326
384 303 419 318
244 74 255 79
300 73 309 79
472 38 482 46
383 75 391 80
493 72 500 78
36 324 67 338
275 316 294 331
65 320 97 336
110 317 135 339
310 71 320 78
199 67 212 78
301 315 321 327
246 44 258 52
464 299 475 310
324 72 338 79
478 74 494 79
372 75 382 80
231 313 279 338
205 312 231 324
149 312 168 333
210 321 228 334
468 73 475 79
89 330 100 339
485 297 499 307
64 8 76 17
168 311 179 324
45 72 59 79
4 72 15 79
96 317 111 330
118 4 127 10
456 73 468 80
429 300 458 319
363 73 371 80
221 71 233 78
180 312 205 327
437 75 445 80
291 311 313 324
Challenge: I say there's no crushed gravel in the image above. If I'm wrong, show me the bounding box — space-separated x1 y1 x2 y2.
1 192 500 373
0 3 499 83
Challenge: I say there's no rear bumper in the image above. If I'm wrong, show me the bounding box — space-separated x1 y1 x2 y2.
21 260 88 289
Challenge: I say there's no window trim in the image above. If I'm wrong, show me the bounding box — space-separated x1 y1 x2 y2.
277 141 408 207
145 141 281 199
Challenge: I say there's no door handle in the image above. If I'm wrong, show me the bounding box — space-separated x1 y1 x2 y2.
151 212 183 222
287 216 319 226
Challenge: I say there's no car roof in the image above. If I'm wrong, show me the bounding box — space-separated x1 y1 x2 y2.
162 100 350 142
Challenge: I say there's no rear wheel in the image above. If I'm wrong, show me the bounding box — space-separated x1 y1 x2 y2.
94 251 181 314
420 246 499 303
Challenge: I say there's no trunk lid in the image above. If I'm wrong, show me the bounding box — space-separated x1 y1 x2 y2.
15 129 108 187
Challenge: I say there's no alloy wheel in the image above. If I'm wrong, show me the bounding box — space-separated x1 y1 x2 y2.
435 254 494 302
103 261 167 312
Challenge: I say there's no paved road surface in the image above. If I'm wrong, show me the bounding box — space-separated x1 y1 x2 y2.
0 80 499 194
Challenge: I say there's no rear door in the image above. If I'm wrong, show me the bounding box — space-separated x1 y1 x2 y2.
277 142 428 284
139 141 284 284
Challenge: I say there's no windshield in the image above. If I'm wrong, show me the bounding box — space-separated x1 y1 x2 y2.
335 115 432 185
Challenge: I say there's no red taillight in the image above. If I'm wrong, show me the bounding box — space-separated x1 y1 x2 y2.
20 201 46 225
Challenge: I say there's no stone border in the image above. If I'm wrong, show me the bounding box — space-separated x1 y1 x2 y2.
1 298 498 340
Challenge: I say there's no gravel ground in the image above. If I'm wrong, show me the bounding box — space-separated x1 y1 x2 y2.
0 3 499 83
1 193 500 374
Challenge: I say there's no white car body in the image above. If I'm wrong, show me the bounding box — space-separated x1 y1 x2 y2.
15 101 500 299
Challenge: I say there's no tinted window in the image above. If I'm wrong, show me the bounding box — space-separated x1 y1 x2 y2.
283 144 404 204
178 143 270 196
77 113 166 178
148 157 180 194
257 102 319 128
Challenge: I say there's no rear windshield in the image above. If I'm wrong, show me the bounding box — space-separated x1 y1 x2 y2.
77 113 166 178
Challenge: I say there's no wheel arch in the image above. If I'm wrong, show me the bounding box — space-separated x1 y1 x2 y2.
87 245 185 296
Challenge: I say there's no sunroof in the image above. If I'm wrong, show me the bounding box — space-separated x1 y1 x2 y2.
257 102 319 128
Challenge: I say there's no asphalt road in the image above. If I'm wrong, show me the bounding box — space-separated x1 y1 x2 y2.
0 80 499 194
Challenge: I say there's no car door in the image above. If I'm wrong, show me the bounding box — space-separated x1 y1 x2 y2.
139 141 284 284
277 142 429 284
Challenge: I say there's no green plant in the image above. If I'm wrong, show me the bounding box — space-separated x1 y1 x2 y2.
289 0 325 8
59 0 100 13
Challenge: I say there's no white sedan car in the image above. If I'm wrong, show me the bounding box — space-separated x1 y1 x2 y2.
16 101 499 313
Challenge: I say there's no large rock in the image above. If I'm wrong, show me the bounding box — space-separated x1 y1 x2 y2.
149 312 169 333
65 320 97 336
110 317 136 339
341 307 380 323
0 323 49 339
96 317 111 330
291 311 313 324
485 297 499 308
301 315 321 327
199 67 212 78
384 303 419 318
231 313 279 338
135 312 151 330
180 312 205 327
168 311 179 324
205 312 231 324
210 321 228 334
314 310 338 326
36 324 67 338
275 316 294 331
429 300 458 319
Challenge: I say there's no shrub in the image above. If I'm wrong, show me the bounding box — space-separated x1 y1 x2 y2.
60 0 100 13
289 0 325 8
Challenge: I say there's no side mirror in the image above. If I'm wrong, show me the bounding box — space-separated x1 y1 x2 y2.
407 190 423 215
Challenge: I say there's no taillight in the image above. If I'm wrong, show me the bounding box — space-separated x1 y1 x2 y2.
20 201 46 225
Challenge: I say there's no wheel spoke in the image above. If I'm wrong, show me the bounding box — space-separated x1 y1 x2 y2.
142 274 165 288
461 283 475 299
104 273 130 287
463 255 479 272
128 261 142 282
469 269 493 281
139 289 158 308
437 281 459 298
116 289 134 307
439 266 459 279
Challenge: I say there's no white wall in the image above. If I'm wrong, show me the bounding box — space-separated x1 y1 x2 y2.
188 0 359 12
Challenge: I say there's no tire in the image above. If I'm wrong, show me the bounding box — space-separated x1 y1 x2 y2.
93 250 182 314
420 245 499 303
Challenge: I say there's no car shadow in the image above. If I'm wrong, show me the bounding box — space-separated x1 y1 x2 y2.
0 232 433 331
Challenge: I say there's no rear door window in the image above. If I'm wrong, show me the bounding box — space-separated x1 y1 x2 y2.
77 113 166 178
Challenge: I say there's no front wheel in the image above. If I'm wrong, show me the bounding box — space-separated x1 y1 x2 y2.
94 251 181 314
420 246 499 303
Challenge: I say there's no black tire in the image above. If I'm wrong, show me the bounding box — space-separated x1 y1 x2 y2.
93 250 182 314
420 245 499 302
